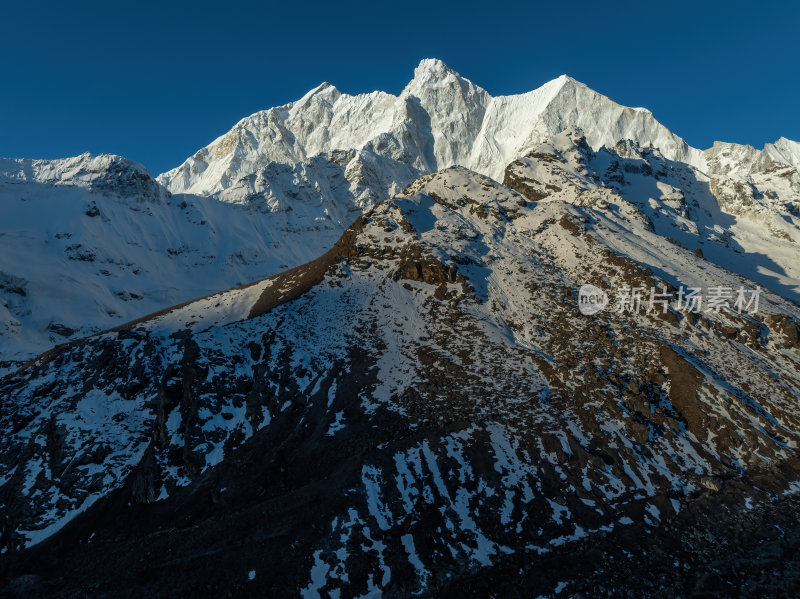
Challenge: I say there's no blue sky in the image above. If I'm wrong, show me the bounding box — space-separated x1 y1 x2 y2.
1 0 798 175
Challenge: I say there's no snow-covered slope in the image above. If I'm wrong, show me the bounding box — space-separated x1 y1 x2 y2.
504 130 800 302
0 154 353 365
3 166 800 596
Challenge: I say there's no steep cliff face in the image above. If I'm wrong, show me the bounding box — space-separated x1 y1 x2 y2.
3 166 800 596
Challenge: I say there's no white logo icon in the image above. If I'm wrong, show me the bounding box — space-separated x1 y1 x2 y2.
578 284 608 315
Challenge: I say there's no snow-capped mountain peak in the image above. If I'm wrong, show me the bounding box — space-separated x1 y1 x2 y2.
0 152 165 200
156 59 698 202
768 136 800 169
401 57 485 95
292 80 342 110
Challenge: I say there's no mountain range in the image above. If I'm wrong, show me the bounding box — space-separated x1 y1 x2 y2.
2 59 798 368
2 59 800 597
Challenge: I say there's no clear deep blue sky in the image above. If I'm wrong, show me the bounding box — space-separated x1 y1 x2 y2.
1 0 798 175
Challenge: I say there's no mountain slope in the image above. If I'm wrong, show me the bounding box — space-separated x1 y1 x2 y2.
156 57 800 303
3 166 800 596
504 130 800 302
0 154 355 366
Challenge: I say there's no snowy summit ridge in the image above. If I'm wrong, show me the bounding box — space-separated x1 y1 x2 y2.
157 58 800 211
156 59 698 199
